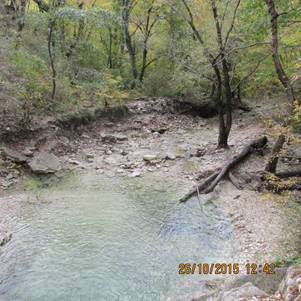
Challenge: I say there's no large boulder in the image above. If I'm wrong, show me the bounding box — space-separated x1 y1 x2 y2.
1 146 27 163
28 152 61 174
219 282 268 301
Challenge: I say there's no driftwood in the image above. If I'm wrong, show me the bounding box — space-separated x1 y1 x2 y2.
179 136 268 203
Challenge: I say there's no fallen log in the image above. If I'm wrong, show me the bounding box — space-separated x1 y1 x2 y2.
275 170 301 178
179 136 268 202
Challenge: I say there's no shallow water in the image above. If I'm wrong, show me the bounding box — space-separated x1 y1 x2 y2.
0 173 235 301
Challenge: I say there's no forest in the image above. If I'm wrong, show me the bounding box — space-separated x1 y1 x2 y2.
0 0 301 300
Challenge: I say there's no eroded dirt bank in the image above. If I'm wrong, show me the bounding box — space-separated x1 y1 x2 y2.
0 97 301 300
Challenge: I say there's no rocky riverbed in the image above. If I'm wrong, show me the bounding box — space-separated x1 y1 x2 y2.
0 97 301 300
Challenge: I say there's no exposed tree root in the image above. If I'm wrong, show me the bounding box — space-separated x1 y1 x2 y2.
228 172 242 190
179 136 268 202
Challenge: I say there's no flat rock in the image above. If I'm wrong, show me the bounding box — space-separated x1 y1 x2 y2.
29 152 62 174
1 146 27 163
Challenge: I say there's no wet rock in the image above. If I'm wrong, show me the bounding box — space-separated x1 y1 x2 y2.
143 154 158 162
29 152 62 174
1 146 27 163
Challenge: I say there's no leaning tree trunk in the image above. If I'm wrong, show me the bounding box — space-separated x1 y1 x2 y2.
265 133 285 173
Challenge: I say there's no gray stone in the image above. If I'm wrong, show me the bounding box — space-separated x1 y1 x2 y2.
1 146 27 163
143 154 157 162
101 134 117 143
22 147 35 157
29 152 61 174
101 133 128 143
115 134 128 141
129 171 141 178
0 232 12 247
86 153 94 159
166 153 176 160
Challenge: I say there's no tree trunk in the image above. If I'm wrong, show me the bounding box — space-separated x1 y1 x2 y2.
122 0 137 88
66 3 84 59
48 20 56 100
265 134 285 173
139 42 148 82
211 0 233 149
264 0 296 173
32 0 49 12
265 0 295 116
17 0 27 32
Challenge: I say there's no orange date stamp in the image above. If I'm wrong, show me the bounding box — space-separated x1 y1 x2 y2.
178 263 276 275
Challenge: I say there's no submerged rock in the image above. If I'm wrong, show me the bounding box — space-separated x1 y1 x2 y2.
29 152 61 174
1 146 27 163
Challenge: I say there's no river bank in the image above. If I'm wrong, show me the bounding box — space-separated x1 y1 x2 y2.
0 97 301 300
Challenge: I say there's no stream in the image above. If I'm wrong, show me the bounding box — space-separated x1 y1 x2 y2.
0 172 236 301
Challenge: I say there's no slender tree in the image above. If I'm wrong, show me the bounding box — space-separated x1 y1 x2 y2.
264 0 296 173
121 0 138 88
181 0 241 148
